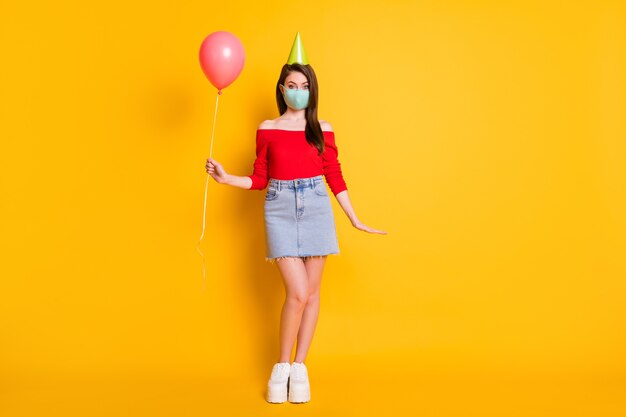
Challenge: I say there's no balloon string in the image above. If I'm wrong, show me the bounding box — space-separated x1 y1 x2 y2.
196 90 220 292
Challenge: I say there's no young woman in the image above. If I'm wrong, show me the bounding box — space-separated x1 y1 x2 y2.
206 42 386 404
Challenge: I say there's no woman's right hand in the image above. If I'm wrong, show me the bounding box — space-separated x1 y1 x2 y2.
205 157 229 184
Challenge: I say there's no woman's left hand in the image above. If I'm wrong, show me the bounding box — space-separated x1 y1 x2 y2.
352 219 388 234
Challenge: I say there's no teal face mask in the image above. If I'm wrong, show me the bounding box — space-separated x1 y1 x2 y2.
280 84 309 110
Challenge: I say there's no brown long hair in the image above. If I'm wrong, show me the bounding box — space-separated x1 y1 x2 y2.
276 63 325 156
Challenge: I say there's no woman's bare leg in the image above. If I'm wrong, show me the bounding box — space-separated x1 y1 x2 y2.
294 256 327 363
275 257 310 363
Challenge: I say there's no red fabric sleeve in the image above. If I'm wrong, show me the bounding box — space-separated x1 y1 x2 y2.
247 129 269 190
323 132 348 196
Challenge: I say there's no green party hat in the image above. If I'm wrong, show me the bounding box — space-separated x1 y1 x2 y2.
286 32 309 65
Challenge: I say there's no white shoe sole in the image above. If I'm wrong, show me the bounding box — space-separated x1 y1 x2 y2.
266 381 288 403
288 381 310 403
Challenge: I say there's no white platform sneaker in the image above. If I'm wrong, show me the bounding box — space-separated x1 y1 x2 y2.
266 362 291 403
288 362 311 403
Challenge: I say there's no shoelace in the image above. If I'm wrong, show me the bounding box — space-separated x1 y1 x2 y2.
273 363 290 380
291 363 308 381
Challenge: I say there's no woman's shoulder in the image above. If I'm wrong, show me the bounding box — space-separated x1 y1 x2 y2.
258 119 276 130
320 120 334 133
256 119 334 132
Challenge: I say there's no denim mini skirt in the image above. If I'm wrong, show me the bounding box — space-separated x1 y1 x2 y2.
263 175 340 263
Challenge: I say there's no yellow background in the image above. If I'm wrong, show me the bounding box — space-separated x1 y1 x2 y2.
1 0 625 415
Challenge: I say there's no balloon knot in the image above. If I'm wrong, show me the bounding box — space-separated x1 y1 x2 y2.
218 90 222 95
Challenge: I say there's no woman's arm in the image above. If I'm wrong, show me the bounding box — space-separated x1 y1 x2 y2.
206 157 253 189
334 189 388 234
319 121 386 234
225 173 253 189
205 123 270 190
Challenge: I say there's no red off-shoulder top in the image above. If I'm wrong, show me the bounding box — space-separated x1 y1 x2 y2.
247 129 348 196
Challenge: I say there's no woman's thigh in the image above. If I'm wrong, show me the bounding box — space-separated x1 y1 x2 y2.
276 257 309 299
275 256 327 298
303 256 327 295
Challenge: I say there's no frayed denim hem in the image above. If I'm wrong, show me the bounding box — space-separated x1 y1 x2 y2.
264 253 340 264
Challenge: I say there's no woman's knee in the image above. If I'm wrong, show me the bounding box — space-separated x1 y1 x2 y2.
287 289 309 308
306 290 320 305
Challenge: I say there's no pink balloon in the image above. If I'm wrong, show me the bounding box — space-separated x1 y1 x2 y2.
199 31 245 93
